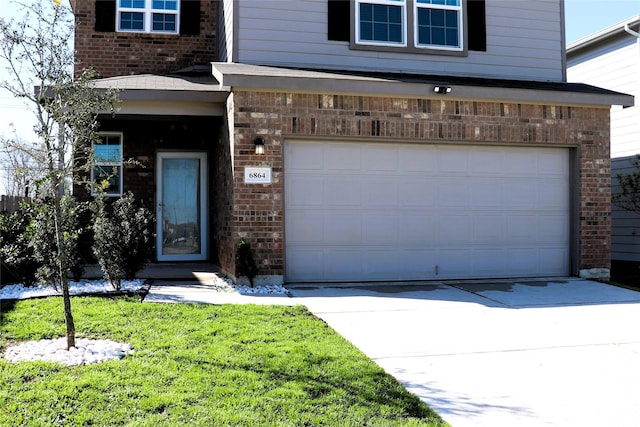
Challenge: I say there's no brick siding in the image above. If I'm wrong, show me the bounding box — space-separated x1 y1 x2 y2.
223 91 611 278
72 0 217 77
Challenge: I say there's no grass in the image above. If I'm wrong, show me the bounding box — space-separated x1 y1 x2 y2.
0 297 448 426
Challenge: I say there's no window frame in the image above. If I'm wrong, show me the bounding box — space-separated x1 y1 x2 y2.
91 133 124 197
414 0 463 51
116 0 181 35
350 0 469 56
355 0 408 47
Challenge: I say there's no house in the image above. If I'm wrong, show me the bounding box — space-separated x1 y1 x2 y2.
72 0 633 285
567 16 640 283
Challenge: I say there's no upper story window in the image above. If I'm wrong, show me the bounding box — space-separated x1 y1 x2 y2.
330 0 486 54
355 0 462 51
117 0 180 34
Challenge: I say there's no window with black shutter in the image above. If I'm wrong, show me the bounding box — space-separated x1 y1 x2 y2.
95 0 200 35
327 0 486 53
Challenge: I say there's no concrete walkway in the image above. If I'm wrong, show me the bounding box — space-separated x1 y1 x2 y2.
147 277 640 426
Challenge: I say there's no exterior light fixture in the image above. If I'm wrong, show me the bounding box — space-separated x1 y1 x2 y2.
254 136 265 155
433 86 452 94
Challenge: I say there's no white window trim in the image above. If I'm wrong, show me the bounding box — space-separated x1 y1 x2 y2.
92 133 124 197
355 0 408 47
117 0 181 35
414 0 463 51
354 0 465 52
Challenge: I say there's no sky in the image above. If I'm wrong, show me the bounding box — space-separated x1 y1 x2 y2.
0 0 639 193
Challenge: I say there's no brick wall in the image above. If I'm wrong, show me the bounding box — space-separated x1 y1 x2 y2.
226 91 611 279
73 0 217 77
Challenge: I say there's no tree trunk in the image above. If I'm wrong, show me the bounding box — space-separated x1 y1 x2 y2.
54 197 75 349
61 278 75 349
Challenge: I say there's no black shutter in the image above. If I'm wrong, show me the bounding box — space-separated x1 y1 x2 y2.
95 0 116 32
467 0 486 52
180 0 201 35
328 0 350 42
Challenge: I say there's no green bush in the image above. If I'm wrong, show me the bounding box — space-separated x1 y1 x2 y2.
92 192 154 291
236 237 258 287
29 196 89 289
0 206 39 287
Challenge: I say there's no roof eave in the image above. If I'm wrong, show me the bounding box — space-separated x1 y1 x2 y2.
211 63 634 108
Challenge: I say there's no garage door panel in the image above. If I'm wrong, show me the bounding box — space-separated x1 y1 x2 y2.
539 215 569 242
285 141 570 282
286 250 324 280
438 146 469 173
325 215 362 242
285 143 324 170
473 215 506 244
364 146 398 171
398 179 436 207
438 249 473 277
437 215 472 244
539 248 569 274
538 149 569 173
539 178 569 208
436 178 469 207
400 146 436 172
503 180 538 209
326 144 361 171
363 180 398 207
325 179 361 206
399 215 438 243
364 215 399 244
287 213 324 243
287 177 324 207
472 249 507 275
325 250 364 278
507 249 540 275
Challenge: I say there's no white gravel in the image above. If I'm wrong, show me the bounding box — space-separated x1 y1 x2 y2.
1 275 287 366
0 279 146 300
3 337 134 366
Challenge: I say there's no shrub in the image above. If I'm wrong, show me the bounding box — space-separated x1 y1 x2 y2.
92 192 154 291
29 196 89 290
0 205 39 287
236 237 258 287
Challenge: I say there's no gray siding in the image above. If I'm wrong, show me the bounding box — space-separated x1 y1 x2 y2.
233 0 564 81
612 157 640 262
568 35 640 159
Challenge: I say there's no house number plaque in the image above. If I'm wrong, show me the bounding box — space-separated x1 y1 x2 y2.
244 166 272 184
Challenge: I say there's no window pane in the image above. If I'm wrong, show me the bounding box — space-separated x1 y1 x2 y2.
152 13 177 31
152 0 178 10
93 166 121 195
120 0 145 8
359 3 403 43
93 144 122 163
120 12 144 30
417 0 460 5
417 8 459 47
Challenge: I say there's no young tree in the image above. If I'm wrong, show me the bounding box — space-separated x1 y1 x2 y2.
0 0 118 349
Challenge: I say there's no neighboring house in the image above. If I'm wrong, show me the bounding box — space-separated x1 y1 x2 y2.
72 0 632 285
567 16 640 283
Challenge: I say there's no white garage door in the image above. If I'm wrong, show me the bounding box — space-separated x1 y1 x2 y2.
284 141 570 283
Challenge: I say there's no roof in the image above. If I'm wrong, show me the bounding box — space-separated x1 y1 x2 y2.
567 16 640 56
211 63 634 108
90 71 229 103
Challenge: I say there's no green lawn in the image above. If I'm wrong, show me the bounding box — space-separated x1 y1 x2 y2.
0 297 448 426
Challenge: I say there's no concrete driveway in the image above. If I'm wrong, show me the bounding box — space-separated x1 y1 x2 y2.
288 278 640 427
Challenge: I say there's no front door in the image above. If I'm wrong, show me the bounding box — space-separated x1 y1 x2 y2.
157 152 208 261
